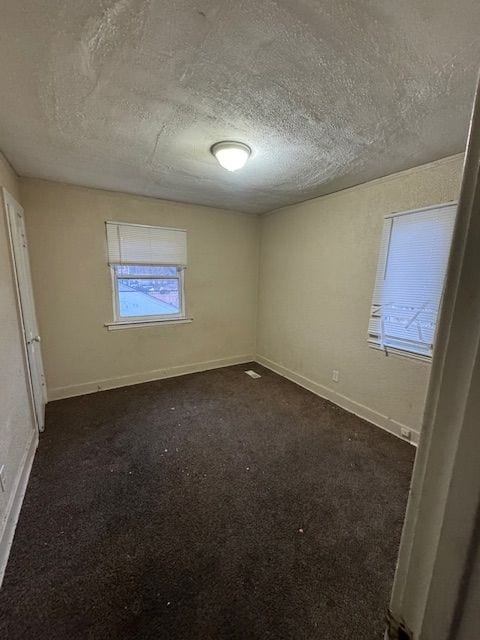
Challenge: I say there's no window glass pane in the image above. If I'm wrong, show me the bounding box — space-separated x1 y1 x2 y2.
117 278 180 317
368 204 456 357
380 212 454 354
115 265 178 277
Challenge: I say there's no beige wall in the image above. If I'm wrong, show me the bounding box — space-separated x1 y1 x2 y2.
0 153 37 566
20 179 259 399
17 155 463 438
257 154 464 441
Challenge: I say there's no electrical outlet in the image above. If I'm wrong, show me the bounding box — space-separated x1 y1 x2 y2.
0 465 6 493
332 370 339 383
400 427 412 441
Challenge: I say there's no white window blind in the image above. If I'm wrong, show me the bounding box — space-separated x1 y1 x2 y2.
106 221 187 266
368 203 456 358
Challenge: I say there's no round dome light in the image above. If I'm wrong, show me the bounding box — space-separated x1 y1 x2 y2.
211 141 251 172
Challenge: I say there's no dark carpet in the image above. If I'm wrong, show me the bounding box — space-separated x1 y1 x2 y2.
0 363 414 640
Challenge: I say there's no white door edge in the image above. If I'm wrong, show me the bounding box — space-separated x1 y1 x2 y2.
2 187 46 431
387 74 480 639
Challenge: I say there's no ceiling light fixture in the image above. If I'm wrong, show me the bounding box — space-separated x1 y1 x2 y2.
211 141 251 172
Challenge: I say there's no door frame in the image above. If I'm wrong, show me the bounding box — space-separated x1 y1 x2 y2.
387 74 480 639
2 187 46 432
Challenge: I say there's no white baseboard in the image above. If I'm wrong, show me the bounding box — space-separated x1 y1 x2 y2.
48 354 255 401
255 355 419 446
0 429 38 587
49 353 419 445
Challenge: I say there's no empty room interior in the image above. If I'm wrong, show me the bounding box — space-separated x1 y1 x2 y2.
2 2 480 639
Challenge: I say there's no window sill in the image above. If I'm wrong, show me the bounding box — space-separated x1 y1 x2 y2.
105 318 193 331
368 342 432 363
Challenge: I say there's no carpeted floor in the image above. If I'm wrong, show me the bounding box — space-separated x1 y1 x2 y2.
0 363 415 639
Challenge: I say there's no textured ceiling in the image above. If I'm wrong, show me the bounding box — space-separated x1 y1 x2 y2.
0 1 479 214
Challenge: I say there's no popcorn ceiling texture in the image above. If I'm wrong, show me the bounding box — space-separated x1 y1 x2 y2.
0 0 478 213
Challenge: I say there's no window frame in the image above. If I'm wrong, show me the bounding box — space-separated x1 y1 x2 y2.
109 264 187 327
368 201 457 362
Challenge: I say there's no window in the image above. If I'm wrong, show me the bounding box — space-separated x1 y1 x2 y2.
105 222 187 325
368 203 456 359
114 264 184 319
